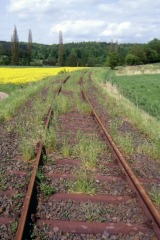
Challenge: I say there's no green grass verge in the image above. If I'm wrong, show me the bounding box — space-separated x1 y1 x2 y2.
88 66 160 120
88 67 160 160
0 83 28 94
0 76 55 123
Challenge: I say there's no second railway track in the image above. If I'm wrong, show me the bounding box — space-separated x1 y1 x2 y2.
1 72 160 239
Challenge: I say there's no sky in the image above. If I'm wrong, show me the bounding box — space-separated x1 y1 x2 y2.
0 0 160 45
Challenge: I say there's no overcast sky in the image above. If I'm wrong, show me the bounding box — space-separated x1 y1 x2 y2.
0 0 160 44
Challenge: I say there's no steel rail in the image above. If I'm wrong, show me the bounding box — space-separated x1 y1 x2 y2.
80 78 160 239
15 76 70 240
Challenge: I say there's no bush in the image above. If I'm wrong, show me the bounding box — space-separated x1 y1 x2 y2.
108 52 119 69
30 60 43 66
125 54 139 65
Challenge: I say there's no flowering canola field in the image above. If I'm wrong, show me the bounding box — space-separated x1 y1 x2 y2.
0 67 85 84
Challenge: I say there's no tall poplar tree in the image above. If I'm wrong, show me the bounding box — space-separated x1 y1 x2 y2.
11 25 19 65
27 29 32 65
58 31 63 66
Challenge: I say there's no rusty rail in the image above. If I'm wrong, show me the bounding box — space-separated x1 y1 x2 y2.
15 76 69 240
80 78 160 239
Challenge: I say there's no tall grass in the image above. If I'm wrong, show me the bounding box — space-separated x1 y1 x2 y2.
73 94 91 113
73 133 104 168
89 68 160 160
70 168 95 194
0 76 56 122
44 127 57 153
53 95 71 115
109 121 134 156
17 79 59 160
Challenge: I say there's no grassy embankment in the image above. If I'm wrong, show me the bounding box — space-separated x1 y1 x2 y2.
88 66 160 205
0 79 52 123
88 66 160 160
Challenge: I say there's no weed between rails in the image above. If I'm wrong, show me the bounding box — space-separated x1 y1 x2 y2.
19 138 35 161
150 186 160 207
73 133 104 169
53 95 72 115
44 126 57 153
60 71 91 114
37 77 93 193
37 169 56 197
74 94 91 114
11 221 18 234
81 202 106 222
67 133 105 194
60 137 73 157
40 182 56 197
70 168 95 194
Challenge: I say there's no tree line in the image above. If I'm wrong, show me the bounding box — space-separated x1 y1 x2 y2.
0 26 160 67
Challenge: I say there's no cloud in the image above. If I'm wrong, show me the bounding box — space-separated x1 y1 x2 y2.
98 3 123 15
8 0 55 12
52 20 104 34
1 0 160 44
50 20 105 42
102 22 131 37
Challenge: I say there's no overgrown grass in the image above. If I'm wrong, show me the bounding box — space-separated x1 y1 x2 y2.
74 94 91 113
62 69 85 93
37 170 56 197
40 182 56 196
0 76 55 122
109 121 134 156
61 70 91 113
44 126 57 153
73 133 104 168
0 83 27 94
19 138 35 161
16 78 59 160
70 168 95 194
53 95 71 115
88 67 160 160
150 186 160 207
60 137 72 157
11 221 18 234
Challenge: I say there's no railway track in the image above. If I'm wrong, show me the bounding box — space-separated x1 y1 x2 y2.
1 73 160 239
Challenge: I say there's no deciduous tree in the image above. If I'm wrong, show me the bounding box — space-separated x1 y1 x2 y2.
125 54 139 65
108 52 119 69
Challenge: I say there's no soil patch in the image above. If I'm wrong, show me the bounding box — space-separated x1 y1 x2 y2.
0 92 9 100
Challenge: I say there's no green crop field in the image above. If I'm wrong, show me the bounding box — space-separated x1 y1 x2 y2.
110 73 160 120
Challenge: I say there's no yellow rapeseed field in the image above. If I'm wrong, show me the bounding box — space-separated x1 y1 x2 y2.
0 67 85 84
